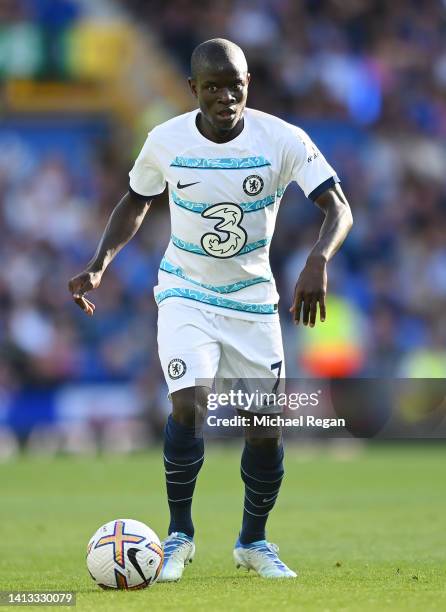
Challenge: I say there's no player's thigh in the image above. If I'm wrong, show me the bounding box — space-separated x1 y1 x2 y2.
170 385 212 427
218 316 285 411
157 301 220 395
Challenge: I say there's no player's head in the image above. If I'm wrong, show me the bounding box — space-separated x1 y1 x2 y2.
189 38 250 135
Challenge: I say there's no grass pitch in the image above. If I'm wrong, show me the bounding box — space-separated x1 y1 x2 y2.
1 443 445 611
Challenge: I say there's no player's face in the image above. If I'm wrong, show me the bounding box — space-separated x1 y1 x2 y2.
189 65 250 139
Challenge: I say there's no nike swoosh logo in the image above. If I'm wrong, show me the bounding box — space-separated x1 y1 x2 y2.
262 495 278 503
127 547 151 585
177 180 200 189
165 470 184 475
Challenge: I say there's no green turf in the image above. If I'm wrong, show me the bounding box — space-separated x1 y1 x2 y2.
1 443 445 611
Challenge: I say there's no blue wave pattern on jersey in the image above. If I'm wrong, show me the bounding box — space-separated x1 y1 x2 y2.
171 235 270 256
171 187 286 214
170 156 271 169
160 258 271 294
155 287 277 314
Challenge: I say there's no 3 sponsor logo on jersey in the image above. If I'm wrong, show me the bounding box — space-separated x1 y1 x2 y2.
200 202 247 258
243 175 264 196
168 358 187 379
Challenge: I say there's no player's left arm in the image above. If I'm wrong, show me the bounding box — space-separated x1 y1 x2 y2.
289 182 353 326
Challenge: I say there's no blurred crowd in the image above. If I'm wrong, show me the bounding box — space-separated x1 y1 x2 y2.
128 0 446 130
1 0 446 450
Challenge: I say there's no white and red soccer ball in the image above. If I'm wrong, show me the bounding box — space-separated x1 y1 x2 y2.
87 519 163 590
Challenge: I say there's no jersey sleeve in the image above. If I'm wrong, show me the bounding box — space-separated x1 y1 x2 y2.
285 127 339 200
128 131 166 197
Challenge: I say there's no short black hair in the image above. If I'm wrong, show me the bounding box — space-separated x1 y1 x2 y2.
190 38 248 79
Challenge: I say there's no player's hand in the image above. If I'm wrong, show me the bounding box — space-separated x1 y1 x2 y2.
68 270 102 316
289 256 327 327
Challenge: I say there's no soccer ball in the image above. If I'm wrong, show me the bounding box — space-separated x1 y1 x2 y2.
86 519 163 590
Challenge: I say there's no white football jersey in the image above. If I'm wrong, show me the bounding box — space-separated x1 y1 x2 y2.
129 108 338 321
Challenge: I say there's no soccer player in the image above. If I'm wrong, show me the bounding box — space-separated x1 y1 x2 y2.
69 38 353 580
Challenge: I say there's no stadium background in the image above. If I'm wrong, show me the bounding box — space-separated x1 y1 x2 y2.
1 0 446 455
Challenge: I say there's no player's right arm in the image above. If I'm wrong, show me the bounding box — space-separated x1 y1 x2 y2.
68 190 151 316
69 128 166 316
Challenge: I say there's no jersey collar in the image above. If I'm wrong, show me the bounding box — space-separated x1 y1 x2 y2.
189 108 248 146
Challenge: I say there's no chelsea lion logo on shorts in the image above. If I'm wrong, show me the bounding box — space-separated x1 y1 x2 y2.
243 174 264 196
168 358 186 380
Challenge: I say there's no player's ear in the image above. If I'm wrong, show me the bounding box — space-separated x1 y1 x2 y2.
246 72 251 86
188 77 198 98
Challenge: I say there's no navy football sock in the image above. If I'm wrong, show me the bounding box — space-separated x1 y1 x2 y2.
163 414 204 538
239 441 284 545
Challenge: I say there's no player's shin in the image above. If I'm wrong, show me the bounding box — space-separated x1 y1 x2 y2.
163 414 204 538
239 440 284 545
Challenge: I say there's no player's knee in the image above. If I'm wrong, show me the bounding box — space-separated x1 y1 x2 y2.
171 386 210 427
246 435 282 455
